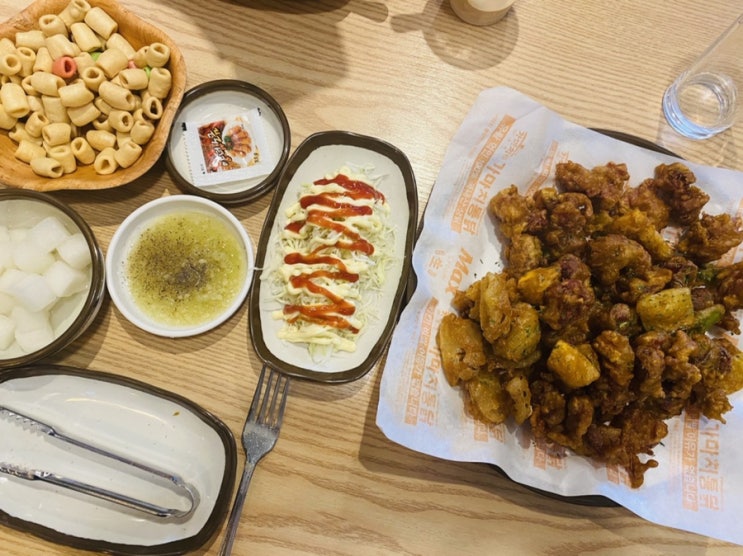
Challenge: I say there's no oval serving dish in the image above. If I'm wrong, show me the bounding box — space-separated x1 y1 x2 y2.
249 130 418 383
0 365 236 555
0 0 187 192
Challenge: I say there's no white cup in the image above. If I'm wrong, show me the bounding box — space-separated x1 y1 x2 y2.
449 0 515 26
662 14 743 140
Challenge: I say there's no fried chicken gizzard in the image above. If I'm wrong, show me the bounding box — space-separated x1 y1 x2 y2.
437 160 743 488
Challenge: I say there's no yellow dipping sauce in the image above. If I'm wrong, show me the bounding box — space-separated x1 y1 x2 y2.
126 210 248 327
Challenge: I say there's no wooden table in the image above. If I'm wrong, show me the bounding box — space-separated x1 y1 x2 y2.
2 0 742 554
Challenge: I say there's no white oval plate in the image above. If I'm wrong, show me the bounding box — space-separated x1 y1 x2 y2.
249 131 418 383
0 365 236 555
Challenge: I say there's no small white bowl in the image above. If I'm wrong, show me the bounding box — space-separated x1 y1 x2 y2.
106 195 254 337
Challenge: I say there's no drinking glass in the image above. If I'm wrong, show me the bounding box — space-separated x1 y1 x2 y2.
662 14 743 140
449 0 515 26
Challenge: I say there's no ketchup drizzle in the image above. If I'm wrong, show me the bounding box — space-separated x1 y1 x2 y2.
282 173 384 333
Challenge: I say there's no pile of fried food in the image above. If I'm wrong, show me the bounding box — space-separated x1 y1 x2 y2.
437 160 743 487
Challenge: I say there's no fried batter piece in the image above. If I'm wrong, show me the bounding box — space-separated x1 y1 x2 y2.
582 408 666 488
539 255 595 333
588 234 651 286
624 178 671 230
652 163 709 225
714 261 743 314
491 302 541 362
505 233 545 277
465 370 533 426
587 331 635 420
489 185 544 240
677 213 743 264
556 160 628 213
533 188 594 259
437 313 487 386
465 372 512 424
604 210 674 261
437 159 743 488
476 272 514 344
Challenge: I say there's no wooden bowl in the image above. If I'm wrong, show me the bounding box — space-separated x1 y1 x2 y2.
0 0 186 191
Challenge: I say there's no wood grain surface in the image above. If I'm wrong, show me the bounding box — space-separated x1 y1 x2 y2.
1 1 743 555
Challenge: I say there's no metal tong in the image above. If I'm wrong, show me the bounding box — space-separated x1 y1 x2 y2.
0 406 199 519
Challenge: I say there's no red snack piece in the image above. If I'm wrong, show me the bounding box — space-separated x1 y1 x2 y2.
51 56 77 79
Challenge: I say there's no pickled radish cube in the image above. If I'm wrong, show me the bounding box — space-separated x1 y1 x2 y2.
50 294 83 331
12 239 55 273
8 272 57 312
0 268 27 293
0 239 11 271
15 324 54 353
8 227 27 242
0 292 13 315
0 225 8 241
29 216 70 253
0 314 14 349
44 260 89 297
12 305 49 330
56 233 91 269
12 306 53 353
16 327 54 352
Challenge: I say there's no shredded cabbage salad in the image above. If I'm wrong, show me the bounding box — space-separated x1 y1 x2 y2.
266 165 395 359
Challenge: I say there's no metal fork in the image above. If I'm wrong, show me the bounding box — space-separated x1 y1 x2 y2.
219 364 290 555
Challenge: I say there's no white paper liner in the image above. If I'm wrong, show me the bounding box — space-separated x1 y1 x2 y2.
376 86 743 545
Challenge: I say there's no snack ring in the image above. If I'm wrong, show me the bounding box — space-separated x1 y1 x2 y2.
51 55 76 79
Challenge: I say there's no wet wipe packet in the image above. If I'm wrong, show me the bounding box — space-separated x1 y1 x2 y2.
183 108 273 188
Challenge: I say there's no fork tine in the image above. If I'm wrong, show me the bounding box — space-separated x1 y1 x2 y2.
269 371 290 428
258 367 289 428
260 369 279 424
247 365 290 427
247 365 269 422
277 374 289 423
